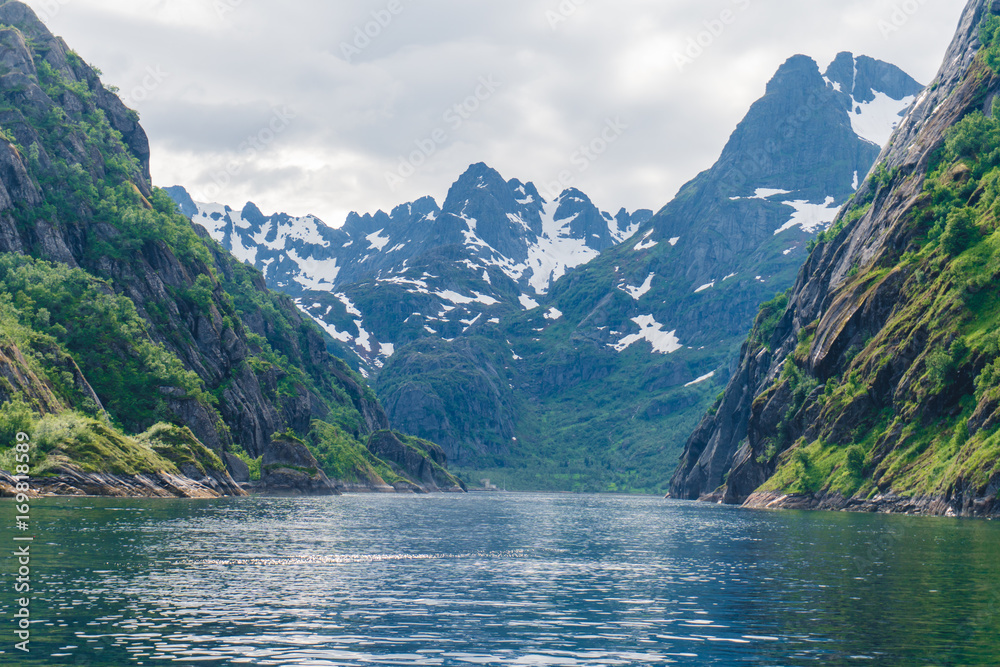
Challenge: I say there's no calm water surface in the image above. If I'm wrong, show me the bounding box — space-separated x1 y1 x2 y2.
0 493 998 666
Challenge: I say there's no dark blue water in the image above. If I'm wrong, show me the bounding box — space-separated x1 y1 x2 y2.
0 493 998 666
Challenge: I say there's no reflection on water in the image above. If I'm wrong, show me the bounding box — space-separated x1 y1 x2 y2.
0 493 998 665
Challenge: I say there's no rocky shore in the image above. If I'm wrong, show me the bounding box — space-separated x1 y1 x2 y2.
0 466 246 499
0 469 466 498
0 437 467 498
742 491 999 519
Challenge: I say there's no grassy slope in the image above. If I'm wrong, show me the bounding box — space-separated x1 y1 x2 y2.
751 19 1000 501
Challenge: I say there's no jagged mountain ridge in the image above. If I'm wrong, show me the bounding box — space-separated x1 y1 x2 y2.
168 169 651 373
562 51 923 349
670 0 1000 516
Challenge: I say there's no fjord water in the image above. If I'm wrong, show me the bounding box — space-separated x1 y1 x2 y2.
1 494 998 666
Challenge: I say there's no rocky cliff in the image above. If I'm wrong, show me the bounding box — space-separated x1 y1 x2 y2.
670 0 1000 517
0 0 460 495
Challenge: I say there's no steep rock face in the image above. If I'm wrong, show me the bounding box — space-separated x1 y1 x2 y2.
671 0 1000 515
260 436 340 496
376 337 518 467
0 1 449 494
0 469 230 498
367 430 466 492
0 341 71 414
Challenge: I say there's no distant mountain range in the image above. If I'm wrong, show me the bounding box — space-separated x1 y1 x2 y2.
167 174 651 374
170 51 924 492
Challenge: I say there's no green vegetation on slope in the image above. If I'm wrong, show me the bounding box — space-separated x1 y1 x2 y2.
0 407 224 478
753 37 1000 501
0 15 442 488
0 254 209 430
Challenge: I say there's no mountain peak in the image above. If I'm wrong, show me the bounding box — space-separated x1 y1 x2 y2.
824 51 923 104
765 54 824 94
240 201 266 227
454 162 506 188
559 187 591 202
0 1 54 41
824 51 858 93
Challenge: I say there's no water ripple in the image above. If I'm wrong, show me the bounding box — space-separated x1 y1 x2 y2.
185 550 529 567
1 494 999 665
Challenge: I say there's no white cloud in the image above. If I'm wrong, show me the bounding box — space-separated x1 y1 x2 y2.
23 0 966 226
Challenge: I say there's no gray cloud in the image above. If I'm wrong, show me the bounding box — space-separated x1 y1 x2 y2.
27 0 967 225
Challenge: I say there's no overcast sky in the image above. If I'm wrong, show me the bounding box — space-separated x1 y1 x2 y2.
26 0 967 226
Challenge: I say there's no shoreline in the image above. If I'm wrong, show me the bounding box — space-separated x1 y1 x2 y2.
0 468 246 499
0 469 468 499
741 490 1000 519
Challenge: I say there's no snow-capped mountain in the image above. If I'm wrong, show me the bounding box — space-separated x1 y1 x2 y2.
375 51 925 478
167 170 652 373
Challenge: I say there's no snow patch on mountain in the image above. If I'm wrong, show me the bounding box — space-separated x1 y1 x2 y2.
435 290 499 306
774 197 840 235
685 371 716 387
366 229 391 251
522 200 601 294
519 294 540 310
729 188 792 201
230 232 258 265
612 315 682 355
193 204 231 236
337 293 363 317
634 230 658 251
609 214 643 243
289 250 340 290
620 273 655 300
850 91 916 147
295 302 353 344
354 321 372 352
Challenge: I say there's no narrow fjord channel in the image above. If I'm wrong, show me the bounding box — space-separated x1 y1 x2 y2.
2 494 998 666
